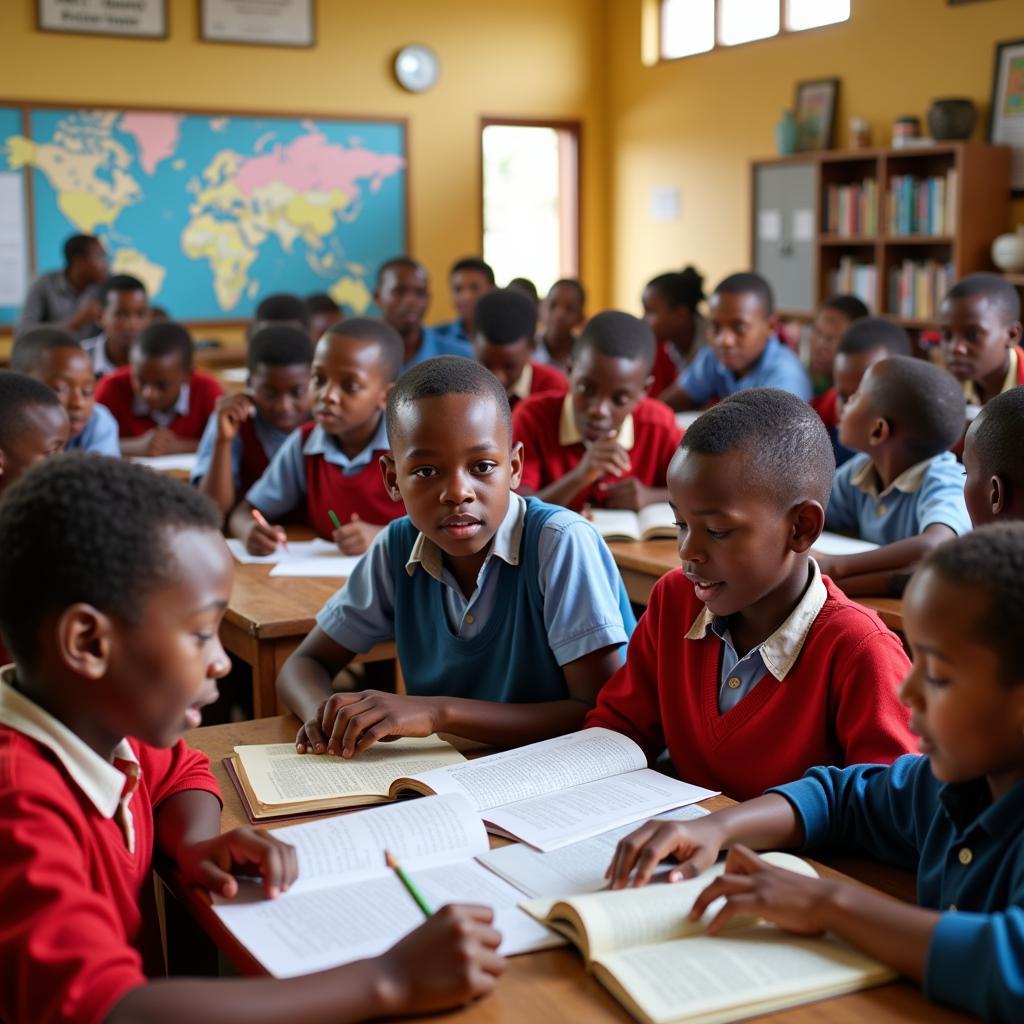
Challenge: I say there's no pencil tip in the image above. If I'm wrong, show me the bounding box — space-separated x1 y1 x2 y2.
384 849 397 868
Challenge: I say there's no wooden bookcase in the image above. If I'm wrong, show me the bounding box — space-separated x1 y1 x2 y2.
751 142 1012 330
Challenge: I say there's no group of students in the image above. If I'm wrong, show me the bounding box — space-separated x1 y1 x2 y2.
1 241 1024 1022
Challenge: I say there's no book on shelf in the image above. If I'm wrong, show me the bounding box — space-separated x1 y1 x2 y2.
886 169 957 236
887 259 953 320
825 177 877 237
587 503 677 542
829 256 876 310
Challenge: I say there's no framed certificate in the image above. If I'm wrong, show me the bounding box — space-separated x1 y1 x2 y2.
37 0 168 39
200 0 316 48
989 38 1024 193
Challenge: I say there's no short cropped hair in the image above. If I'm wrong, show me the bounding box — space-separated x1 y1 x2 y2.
0 454 221 666
305 292 340 316
507 277 538 303
450 257 495 285
969 388 1024 492
11 327 81 374
255 292 309 327
63 234 99 267
0 370 64 448
837 318 912 358
386 355 510 443
646 266 705 311
680 387 835 508
473 288 538 344
135 322 194 371
376 256 425 286
573 310 656 371
947 273 1021 324
922 523 1024 682
866 356 966 462
247 325 314 374
822 294 869 321
548 278 586 306
98 274 146 306
713 272 774 316
326 316 404 382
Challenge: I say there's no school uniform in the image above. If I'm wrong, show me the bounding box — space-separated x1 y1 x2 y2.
648 317 706 397
66 403 121 457
191 411 291 494
584 561 914 801
508 361 568 410
0 668 221 1024
408 323 472 367
810 387 855 467
316 494 635 701
826 451 972 544
772 755 1024 1020
513 392 682 513
246 415 403 539
94 367 223 441
81 333 121 378
679 336 812 405
961 344 1024 405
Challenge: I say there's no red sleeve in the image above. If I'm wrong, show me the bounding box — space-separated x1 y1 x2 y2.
512 399 545 493
529 361 568 398
811 388 838 431
192 372 224 426
136 738 221 809
94 370 133 434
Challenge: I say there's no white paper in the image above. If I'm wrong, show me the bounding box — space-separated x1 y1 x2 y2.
758 209 781 242
0 174 27 306
224 537 339 565
812 531 879 557
648 186 680 222
270 556 362 578
220 366 249 383
130 453 199 473
792 208 815 243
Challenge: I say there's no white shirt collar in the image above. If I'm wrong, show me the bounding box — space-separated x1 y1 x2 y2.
850 455 932 499
133 381 191 427
557 392 635 449
510 362 534 402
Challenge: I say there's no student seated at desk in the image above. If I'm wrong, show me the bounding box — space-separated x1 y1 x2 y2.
534 278 585 374
471 287 567 409
0 371 69 498
11 327 120 456
963 387 1024 526
95 322 223 457
817 356 970 597
807 293 868 403
584 388 914 801
81 274 149 378
609 524 1024 1023
249 292 309 340
641 266 706 400
0 455 505 1024
513 311 681 513
192 326 312 517
277 356 635 756
230 318 406 556
305 291 343 341
431 256 494 354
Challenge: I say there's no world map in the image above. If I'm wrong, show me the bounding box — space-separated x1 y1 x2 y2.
1 107 406 322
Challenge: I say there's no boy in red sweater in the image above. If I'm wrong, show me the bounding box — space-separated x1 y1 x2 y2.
472 288 567 410
95 322 223 457
513 311 681 513
585 388 914 800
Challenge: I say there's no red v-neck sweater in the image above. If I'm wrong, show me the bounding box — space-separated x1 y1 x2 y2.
585 568 915 801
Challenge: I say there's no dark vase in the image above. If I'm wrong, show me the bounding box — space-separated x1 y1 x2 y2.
928 98 977 141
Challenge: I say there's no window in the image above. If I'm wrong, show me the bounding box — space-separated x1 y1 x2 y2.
481 121 579 296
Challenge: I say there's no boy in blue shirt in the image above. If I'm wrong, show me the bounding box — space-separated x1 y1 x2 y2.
665 272 811 411
608 523 1024 1022
818 356 970 596
431 257 495 354
277 356 635 757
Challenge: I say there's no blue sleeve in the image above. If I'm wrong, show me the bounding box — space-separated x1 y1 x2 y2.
191 411 242 486
679 346 719 405
825 457 862 531
315 526 396 653
535 513 632 666
85 404 121 457
915 456 971 536
244 428 307 519
770 349 813 401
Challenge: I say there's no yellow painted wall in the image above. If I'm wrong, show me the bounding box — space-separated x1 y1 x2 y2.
607 0 1024 311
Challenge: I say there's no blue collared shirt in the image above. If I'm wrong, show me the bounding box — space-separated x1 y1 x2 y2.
191 410 290 486
245 414 389 518
66 403 120 457
826 452 971 544
316 493 629 665
417 321 473 366
679 336 812 405
771 756 1024 1021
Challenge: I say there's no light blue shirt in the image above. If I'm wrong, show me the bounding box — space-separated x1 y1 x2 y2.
316 493 629 665
245 415 389 518
66 403 120 456
679 336 812 405
417 321 473 366
191 410 290 486
826 451 971 544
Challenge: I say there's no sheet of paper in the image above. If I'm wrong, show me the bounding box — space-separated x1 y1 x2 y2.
130 453 199 473
269 556 362 578
792 208 815 242
225 537 341 565
758 209 781 242
220 366 249 383
812 531 880 557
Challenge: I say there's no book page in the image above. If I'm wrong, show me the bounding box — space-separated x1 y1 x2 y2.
812 531 880 557
225 537 339 565
586 508 641 541
404 728 647 811
637 502 676 540
130 453 198 473
269 555 363 578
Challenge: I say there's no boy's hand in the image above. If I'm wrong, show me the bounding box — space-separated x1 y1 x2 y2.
141 427 184 456
374 905 505 1016
606 816 725 889
332 513 381 555
68 297 102 330
577 434 631 486
214 392 256 442
178 827 298 900
245 518 287 555
602 477 652 510
298 690 439 757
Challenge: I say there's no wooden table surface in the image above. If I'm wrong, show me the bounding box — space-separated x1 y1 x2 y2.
169 716 968 1024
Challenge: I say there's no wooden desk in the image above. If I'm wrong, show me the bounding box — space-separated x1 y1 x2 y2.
166 717 967 1023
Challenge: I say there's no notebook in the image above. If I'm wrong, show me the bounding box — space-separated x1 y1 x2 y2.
587 503 677 542
811 532 880 557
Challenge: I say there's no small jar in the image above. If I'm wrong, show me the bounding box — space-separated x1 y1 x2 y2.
850 117 871 149
892 116 920 147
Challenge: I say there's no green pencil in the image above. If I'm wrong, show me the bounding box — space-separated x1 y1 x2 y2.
384 848 432 918
327 509 342 530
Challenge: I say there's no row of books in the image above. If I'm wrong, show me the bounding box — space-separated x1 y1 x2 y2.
887 259 954 320
887 170 957 236
829 256 877 310
824 178 878 237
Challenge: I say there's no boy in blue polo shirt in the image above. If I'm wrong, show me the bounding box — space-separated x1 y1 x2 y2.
664 272 811 411
817 356 969 596
277 356 635 757
430 257 495 354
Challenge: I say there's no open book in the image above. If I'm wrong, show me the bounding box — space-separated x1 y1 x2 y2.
522 854 894 1024
213 793 562 977
811 531 880 557
588 503 677 542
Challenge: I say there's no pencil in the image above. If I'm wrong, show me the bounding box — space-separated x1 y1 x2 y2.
251 507 288 550
384 849 432 918
327 509 342 531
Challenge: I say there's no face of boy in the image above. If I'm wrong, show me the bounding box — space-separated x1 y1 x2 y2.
375 266 429 337
79 242 109 285
836 362 883 453
832 347 888 416
810 308 852 379
642 287 690 346
706 291 773 377
309 335 390 441
941 294 1022 384
309 309 342 343
131 352 189 414
451 270 493 325
544 284 583 344
473 335 531 395
0 403 70 494
570 347 650 443
250 363 311 433
102 290 149 365
33 347 96 439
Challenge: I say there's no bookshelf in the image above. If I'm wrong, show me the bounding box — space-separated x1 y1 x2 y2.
751 143 1012 331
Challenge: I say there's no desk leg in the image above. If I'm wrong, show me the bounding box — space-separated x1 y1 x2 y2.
252 639 302 719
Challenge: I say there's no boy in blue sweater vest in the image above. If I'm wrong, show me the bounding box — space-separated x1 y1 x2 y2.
277 357 635 756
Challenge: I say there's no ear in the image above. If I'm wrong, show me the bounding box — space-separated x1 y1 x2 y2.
372 287 382 306
57 603 113 679
508 440 525 490
991 474 1007 517
1007 319 1023 347
377 381 394 412
867 415 890 448
789 500 825 554
379 454 401 502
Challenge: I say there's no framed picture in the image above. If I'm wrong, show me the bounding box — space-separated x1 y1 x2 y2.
37 0 167 39
989 38 1024 193
200 0 315 48
794 78 839 152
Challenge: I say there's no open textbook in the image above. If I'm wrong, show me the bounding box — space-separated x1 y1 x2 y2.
213 793 562 977
522 854 894 1024
588 503 677 542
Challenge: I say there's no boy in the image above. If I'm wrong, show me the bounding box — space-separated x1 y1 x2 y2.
513 311 681 513
0 454 505 1024
249 292 309 340
95 322 224 457
941 273 1023 408
664 272 812 411
962 387 1024 526
807 293 868 398
818 356 970 596
192 325 313 516
230 318 406 556
431 257 494 352
585 388 914 801
10 327 120 456
534 278 585 373
608 524 1024 1023
472 288 567 409
82 274 149 378
641 266 706 400
276 356 634 757
305 292 343 341
0 371 69 498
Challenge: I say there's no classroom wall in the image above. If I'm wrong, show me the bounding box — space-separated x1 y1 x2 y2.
606 0 1024 311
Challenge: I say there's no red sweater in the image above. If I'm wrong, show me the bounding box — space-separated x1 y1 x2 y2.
585 569 915 801
509 360 568 410
0 729 220 1024
811 387 839 431
95 366 223 440
513 393 683 513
